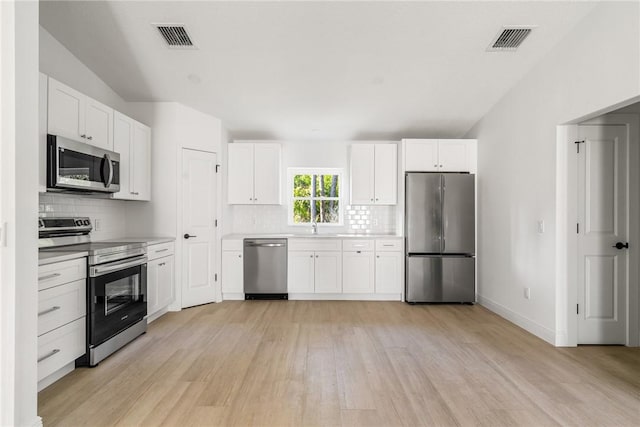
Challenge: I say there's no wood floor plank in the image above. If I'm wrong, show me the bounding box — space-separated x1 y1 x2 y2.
39 302 640 426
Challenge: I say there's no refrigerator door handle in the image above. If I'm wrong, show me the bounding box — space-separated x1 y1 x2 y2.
441 174 445 252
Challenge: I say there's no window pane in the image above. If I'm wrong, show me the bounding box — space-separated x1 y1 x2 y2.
293 175 312 197
313 200 340 223
293 200 311 223
313 174 340 197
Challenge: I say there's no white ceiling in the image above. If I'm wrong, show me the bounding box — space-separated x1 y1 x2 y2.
40 1 597 141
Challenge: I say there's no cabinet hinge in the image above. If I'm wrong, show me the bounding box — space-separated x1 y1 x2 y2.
215 164 220 173
575 140 585 153
215 273 218 282
577 304 579 315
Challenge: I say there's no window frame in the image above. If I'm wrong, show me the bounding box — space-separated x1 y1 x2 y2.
287 167 344 227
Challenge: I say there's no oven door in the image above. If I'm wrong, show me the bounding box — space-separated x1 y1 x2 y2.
47 134 120 193
89 257 147 346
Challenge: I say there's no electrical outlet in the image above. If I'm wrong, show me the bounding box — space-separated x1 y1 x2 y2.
537 220 545 234
524 287 531 299
94 218 101 231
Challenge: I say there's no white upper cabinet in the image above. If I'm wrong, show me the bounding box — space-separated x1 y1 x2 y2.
47 77 114 150
112 112 151 201
228 143 281 205
350 144 375 204
253 144 281 204
403 139 475 173
350 143 397 205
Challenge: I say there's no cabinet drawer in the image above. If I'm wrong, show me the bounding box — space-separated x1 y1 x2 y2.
342 239 374 252
222 239 243 251
147 241 175 261
288 238 342 252
375 239 403 252
37 318 85 381
38 279 86 336
38 258 86 291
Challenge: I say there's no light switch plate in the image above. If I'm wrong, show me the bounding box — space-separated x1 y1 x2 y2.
537 220 545 234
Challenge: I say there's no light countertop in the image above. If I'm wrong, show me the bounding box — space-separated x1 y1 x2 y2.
38 250 88 266
100 237 176 245
222 233 402 240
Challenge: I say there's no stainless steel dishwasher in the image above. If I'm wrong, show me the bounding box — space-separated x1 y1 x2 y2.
243 238 288 299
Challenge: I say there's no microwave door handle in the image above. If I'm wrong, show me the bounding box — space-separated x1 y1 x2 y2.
105 154 114 188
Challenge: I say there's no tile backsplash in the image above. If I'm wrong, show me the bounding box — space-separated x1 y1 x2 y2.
39 193 126 241
229 204 397 235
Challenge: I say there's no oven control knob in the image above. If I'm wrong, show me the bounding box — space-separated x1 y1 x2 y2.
83 220 90 226
75 220 83 226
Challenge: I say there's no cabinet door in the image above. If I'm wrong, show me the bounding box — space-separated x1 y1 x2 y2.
314 251 342 293
131 121 151 200
342 251 374 293
156 256 175 309
254 143 281 204
438 140 471 172
375 252 403 294
222 251 244 294
228 144 255 204
350 144 375 205
288 251 315 293
404 140 439 172
39 73 48 193
47 77 84 142
146 258 160 315
374 144 397 205
112 112 133 199
84 97 114 150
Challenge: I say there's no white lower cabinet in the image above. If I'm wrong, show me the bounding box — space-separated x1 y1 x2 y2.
314 252 342 293
288 251 315 293
342 251 375 293
147 241 175 319
375 252 403 294
222 250 244 295
37 257 88 390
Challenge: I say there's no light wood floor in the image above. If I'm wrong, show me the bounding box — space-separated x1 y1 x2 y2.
39 301 640 426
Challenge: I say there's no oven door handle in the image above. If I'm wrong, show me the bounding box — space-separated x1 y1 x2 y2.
90 256 147 277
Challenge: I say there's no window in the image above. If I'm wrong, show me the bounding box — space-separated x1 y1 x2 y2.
289 168 342 225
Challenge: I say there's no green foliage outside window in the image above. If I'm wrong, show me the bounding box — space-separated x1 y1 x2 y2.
292 174 340 224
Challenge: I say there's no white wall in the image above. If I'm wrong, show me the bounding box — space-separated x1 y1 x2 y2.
223 140 399 235
465 2 640 344
125 102 223 308
1 1 40 425
39 26 134 117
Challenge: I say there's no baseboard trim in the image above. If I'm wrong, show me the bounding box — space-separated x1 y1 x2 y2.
37 362 74 392
477 294 556 345
32 416 43 427
289 293 402 301
147 306 169 323
222 293 245 300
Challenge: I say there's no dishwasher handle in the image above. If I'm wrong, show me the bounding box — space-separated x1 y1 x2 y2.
246 243 285 247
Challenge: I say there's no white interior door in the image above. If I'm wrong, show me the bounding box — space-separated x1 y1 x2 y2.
577 124 628 344
182 149 218 308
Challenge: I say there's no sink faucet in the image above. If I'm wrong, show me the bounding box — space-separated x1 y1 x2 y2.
311 222 318 235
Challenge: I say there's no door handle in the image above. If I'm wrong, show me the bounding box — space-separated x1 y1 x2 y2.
184 234 197 239
613 242 629 249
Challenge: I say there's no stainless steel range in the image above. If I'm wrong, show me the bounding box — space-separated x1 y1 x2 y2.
39 217 148 366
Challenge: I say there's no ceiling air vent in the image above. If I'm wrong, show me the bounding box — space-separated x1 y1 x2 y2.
153 24 196 49
487 26 535 51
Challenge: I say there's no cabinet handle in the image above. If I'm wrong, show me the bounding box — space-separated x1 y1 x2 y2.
434 164 437 167
38 306 61 316
38 349 60 363
377 255 380 258
87 136 93 140
370 198 373 201
310 255 313 258
356 251 361 254
375 198 379 201
238 255 242 258
249 198 253 201
440 165 443 167
80 134 87 139
315 255 319 258
159 262 165 267
382 244 394 247
155 248 169 253
38 273 61 281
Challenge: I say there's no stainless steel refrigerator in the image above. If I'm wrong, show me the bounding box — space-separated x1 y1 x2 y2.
405 173 475 303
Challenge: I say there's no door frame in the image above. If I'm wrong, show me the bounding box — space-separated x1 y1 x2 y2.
556 113 640 346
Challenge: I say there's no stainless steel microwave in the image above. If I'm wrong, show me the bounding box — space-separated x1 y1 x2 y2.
47 134 120 193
